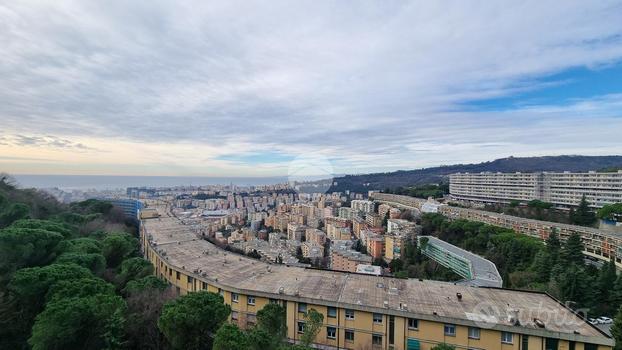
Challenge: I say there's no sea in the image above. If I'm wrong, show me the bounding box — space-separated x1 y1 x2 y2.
11 174 289 190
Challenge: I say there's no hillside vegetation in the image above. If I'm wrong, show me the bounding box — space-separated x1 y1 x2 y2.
329 155 622 192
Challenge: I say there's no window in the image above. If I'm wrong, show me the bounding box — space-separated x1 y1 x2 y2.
345 329 354 342
584 344 597 350
269 298 278 304
218 288 223 296
202 282 208 289
522 335 529 350
327 306 337 318
408 318 419 330
468 327 480 339
231 293 239 303
345 309 355 320
444 324 456 336
501 332 514 344
298 303 307 313
247 295 255 305
297 321 305 334
188 276 193 284
327 326 336 339
372 334 383 345
176 271 180 280
373 313 383 324
231 311 238 320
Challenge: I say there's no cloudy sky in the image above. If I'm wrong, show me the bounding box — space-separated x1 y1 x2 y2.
1 1 622 177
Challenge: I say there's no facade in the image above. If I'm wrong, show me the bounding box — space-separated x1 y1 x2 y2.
141 205 613 350
287 223 306 241
371 193 622 268
450 171 622 208
418 236 503 288
351 200 375 214
331 246 372 272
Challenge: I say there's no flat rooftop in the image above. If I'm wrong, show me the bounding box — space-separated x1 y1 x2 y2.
143 206 610 345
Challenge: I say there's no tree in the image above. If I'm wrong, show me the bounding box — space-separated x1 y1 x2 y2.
122 275 169 296
611 305 622 350
102 232 138 268
124 283 175 350
55 252 106 275
257 303 287 341
561 233 584 266
572 195 596 226
61 237 103 254
596 259 618 315
46 277 116 302
431 344 456 350
389 258 404 272
300 308 323 347
28 294 127 350
10 219 72 238
213 323 249 350
0 227 64 283
158 291 231 350
116 257 153 288
598 203 622 222
9 263 92 319
0 203 30 228
545 231 561 266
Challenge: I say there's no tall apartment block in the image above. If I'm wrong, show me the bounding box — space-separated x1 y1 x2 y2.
449 171 622 208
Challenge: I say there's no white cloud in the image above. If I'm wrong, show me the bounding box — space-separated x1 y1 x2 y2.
0 0 621 175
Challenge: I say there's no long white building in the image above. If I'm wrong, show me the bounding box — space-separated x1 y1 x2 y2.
450 171 622 208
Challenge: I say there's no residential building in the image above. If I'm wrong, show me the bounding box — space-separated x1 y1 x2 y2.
450 171 622 208
142 207 614 350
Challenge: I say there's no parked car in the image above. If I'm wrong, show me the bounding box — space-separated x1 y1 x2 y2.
597 317 613 324
588 318 599 325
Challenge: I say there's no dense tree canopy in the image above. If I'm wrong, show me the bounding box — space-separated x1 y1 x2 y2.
28 294 127 350
102 232 138 268
158 291 231 350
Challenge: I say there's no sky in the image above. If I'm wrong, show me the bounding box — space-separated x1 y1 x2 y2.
1 0 622 177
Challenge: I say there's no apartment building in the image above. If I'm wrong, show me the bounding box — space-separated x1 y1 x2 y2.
366 213 383 227
387 219 416 234
330 245 373 272
450 171 622 208
351 199 375 214
287 223 307 241
142 209 613 350
301 241 324 258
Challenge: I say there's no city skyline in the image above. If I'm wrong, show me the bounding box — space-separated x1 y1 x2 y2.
1 1 622 176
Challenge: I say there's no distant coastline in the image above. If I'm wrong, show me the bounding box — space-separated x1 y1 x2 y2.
11 174 289 190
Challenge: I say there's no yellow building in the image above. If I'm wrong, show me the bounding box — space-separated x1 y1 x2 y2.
141 207 613 350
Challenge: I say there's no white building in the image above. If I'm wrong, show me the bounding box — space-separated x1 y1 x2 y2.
450 170 622 208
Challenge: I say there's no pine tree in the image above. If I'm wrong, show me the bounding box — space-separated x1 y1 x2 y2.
597 259 618 315
572 195 596 226
611 306 622 350
545 230 561 266
561 233 584 266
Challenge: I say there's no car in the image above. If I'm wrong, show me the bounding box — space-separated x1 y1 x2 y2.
588 318 599 325
597 317 613 324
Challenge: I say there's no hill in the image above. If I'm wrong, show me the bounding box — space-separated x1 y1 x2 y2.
329 155 622 192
